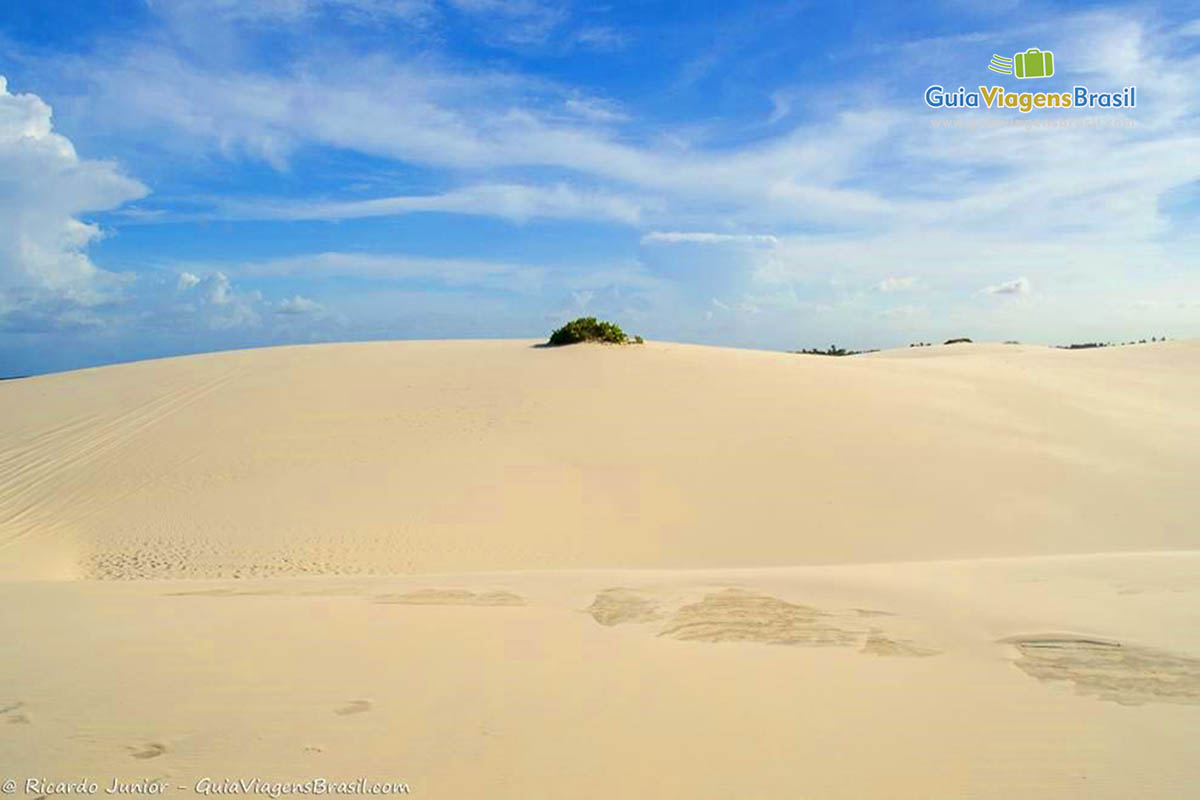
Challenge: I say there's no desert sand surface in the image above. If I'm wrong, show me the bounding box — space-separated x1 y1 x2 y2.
1 340 1198 798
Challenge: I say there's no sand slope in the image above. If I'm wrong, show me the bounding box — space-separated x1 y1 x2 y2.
1 340 1197 579
2 340 1198 797
2 557 1199 798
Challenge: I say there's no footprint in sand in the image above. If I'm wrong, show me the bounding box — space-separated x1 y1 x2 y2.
586 588 664 626
586 588 940 656
334 700 371 716
1004 635 1200 706
128 742 167 760
658 589 860 647
1 702 30 724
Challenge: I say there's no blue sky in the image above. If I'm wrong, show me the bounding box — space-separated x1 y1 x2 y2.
1 0 1199 374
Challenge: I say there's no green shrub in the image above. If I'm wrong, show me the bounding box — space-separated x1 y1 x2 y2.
794 344 876 356
547 317 632 346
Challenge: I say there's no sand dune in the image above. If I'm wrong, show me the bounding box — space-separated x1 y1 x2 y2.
1 340 1198 797
1 340 1197 579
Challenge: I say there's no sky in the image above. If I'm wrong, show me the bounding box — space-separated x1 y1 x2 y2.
1 0 1199 375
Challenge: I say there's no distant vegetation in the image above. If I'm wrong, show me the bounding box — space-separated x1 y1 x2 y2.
798 336 1172 354
793 344 878 357
1057 337 1167 350
547 317 642 346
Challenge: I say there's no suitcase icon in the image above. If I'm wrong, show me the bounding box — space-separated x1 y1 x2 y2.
1014 48 1054 79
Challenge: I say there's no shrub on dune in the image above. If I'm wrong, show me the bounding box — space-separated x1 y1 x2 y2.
547 317 640 346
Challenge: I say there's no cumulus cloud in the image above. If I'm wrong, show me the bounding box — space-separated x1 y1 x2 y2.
0 76 147 320
172 270 262 328
276 295 324 315
5 4 1200 365
984 277 1031 296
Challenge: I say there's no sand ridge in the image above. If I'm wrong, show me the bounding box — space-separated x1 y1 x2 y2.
1 339 1197 580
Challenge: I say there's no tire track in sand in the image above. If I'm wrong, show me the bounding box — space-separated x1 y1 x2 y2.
0 369 243 552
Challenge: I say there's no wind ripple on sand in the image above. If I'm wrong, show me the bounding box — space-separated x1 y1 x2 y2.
372 589 525 606
0 368 240 554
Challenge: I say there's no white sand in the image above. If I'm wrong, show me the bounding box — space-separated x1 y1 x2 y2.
1 340 1198 797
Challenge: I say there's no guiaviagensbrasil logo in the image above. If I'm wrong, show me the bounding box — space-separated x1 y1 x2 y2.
988 48 1054 79
925 48 1136 114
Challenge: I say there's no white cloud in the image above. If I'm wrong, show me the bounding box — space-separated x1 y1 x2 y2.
642 232 780 245
563 95 628 124
149 0 434 25
0 76 146 292
876 276 916 292
28 7 1200 242
205 272 232 304
984 277 1031 296
50 45 903 225
879 305 924 320
209 183 649 225
0 76 147 330
172 270 262 328
571 26 629 51
137 270 346 338
6 5 1200 355
276 295 324 315
444 0 565 46
766 89 797 125
234 251 546 291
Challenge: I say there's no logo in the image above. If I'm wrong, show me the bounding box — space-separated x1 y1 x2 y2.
923 47 1136 114
989 48 1055 79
